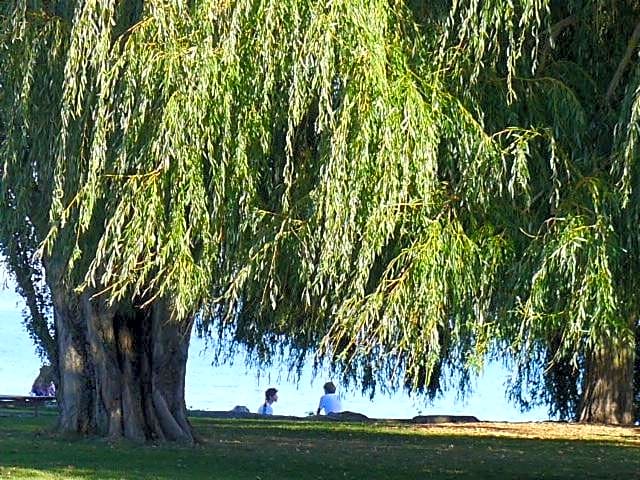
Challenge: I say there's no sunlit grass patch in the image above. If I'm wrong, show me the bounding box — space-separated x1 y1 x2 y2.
0 414 638 479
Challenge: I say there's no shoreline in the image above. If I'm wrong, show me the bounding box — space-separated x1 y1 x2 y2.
188 409 480 424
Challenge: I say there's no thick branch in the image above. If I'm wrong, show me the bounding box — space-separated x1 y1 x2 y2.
538 15 578 72
606 19 640 104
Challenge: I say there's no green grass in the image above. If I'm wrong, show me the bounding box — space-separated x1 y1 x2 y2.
0 411 638 479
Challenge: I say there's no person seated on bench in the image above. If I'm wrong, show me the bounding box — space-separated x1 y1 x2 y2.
30 365 56 397
316 381 342 415
31 383 49 397
45 381 56 396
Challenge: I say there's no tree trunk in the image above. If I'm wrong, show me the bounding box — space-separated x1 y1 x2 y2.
579 337 635 425
54 289 194 442
55 288 95 434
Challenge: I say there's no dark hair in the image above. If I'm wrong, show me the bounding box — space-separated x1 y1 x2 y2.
323 382 336 394
265 387 278 400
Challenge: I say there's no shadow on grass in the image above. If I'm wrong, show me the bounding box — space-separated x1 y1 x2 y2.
0 414 638 480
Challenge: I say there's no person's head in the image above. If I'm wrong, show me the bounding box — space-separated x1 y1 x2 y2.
323 382 336 394
265 387 278 404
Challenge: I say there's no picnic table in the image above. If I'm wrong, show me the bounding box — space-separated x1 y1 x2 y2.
0 395 56 416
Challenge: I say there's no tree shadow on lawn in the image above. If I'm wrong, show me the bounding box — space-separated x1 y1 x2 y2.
0 416 638 480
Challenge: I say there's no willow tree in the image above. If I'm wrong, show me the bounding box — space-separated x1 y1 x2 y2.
0 0 638 444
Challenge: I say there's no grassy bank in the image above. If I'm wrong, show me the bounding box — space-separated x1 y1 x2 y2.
0 411 638 479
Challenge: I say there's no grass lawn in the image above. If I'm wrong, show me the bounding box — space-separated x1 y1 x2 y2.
0 410 638 479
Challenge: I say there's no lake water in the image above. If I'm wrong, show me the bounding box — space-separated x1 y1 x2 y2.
0 284 549 421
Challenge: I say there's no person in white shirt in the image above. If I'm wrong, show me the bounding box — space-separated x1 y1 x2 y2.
257 387 278 415
316 381 342 415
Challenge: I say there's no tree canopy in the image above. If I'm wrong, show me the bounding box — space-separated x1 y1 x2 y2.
1 0 639 430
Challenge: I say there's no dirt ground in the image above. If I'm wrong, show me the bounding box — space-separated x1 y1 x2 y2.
190 409 640 445
404 421 640 445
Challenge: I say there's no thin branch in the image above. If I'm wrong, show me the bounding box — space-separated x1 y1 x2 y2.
606 19 640 104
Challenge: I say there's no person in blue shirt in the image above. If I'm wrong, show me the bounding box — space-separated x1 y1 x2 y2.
258 387 278 415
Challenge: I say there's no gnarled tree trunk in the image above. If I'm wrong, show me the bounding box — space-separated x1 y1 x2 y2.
579 336 635 425
54 289 194 442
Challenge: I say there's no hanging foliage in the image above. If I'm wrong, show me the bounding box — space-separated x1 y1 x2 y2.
1 0 639 438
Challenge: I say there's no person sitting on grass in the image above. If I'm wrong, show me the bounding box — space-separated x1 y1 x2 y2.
258 387 278 415
316 381 342 415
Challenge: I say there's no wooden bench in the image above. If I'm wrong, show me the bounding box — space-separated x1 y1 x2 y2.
0 395 56 416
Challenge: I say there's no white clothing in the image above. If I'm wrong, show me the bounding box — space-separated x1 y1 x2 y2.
257 403 273 415
317 393 342 414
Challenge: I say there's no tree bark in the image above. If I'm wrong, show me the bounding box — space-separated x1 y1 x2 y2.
579 337 635 425
54 287 96 434
54 289 194 443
